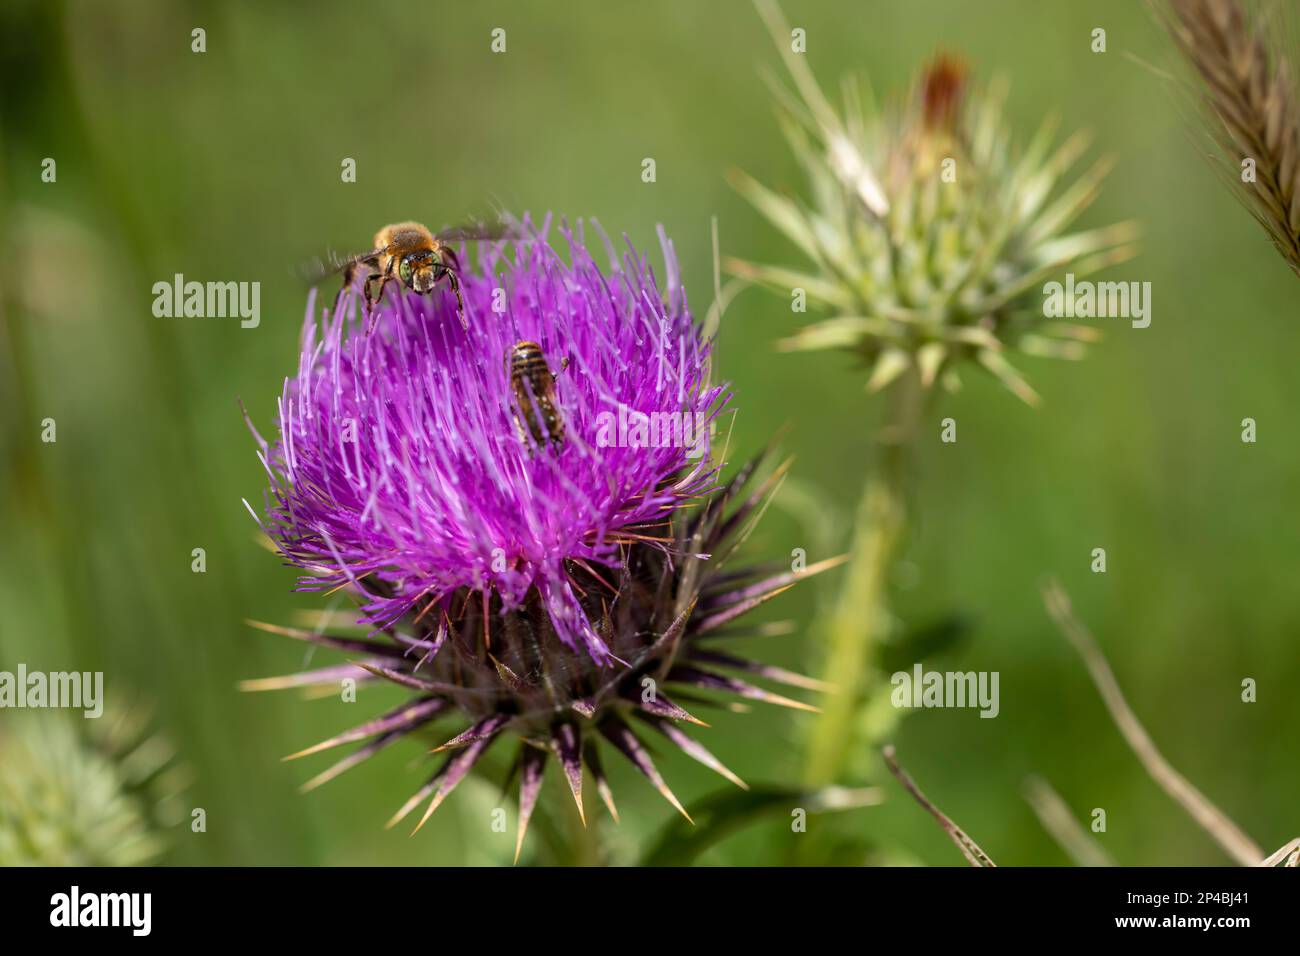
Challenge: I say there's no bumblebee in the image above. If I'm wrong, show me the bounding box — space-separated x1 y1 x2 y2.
322 221 510 328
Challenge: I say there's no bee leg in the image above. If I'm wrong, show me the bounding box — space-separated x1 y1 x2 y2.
340 260 361 306
345 254 377 291
445 270 468 330
362 272 385 323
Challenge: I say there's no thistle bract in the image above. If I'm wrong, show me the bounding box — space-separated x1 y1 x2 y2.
247 220 833 859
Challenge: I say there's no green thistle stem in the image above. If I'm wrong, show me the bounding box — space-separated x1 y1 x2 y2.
803 368 925 786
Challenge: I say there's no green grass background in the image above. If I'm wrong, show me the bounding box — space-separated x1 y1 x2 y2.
1 0 1296 866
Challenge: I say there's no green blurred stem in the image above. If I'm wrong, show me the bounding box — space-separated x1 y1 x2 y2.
565 807 603 866
803 367 925 786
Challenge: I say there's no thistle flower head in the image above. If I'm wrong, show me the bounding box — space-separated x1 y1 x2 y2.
732 0 1139 404
246 219 834 859
253 219 726 663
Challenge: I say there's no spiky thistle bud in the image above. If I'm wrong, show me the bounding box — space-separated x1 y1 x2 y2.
244 219 835 860
731 0 1139 404
0 705 186 866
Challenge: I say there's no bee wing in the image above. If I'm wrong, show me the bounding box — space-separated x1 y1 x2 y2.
435 220 527 243
297 249 380 286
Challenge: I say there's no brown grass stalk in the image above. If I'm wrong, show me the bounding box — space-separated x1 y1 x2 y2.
1041 578 1266 865
1023 775 1117 867
882 745 996 867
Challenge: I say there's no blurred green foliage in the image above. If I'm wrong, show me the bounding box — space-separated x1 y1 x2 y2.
1 0 1296 866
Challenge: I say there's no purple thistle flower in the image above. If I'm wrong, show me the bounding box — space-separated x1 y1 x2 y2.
244 218 841 859
258 219 725 663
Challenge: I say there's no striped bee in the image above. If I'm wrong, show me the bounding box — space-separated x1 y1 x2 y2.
508 340 567 450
